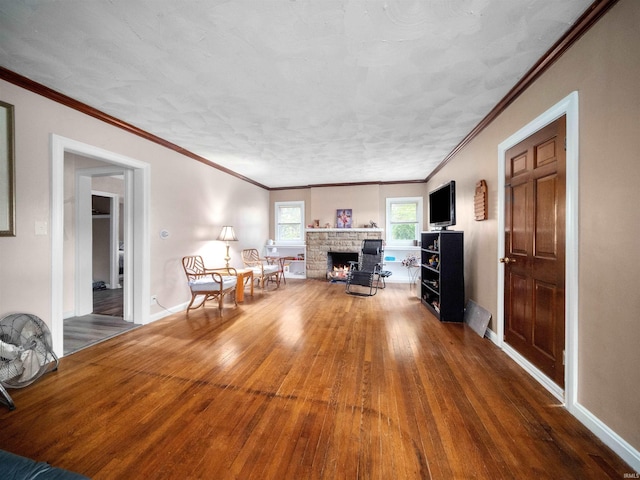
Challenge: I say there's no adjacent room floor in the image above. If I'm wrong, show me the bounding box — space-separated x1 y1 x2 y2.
63 287 137 355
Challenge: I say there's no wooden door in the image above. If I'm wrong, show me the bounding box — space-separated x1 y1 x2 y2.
503 116 566 388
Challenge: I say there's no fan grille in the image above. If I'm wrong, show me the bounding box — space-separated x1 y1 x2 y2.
0 313 57 388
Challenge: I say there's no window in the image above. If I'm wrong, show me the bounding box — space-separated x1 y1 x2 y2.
386 197 423 245
275 201 305 244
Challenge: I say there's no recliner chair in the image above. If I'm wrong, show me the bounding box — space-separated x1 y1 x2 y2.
345 239 384 296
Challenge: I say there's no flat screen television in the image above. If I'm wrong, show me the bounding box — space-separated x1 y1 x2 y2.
428 181 456 229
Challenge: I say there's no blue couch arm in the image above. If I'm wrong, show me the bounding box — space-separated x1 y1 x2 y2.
0 449 89 479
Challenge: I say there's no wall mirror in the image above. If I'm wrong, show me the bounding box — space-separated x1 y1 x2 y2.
0 101 15 236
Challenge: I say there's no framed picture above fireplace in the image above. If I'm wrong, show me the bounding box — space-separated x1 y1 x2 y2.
336 209 352 228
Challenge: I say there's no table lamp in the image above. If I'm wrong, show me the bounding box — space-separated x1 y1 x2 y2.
217 226 238 268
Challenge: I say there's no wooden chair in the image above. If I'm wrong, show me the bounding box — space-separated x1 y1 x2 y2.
182 256 238 315
241 249 280 289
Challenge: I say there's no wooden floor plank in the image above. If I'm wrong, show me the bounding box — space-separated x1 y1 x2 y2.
0 280 632 479
63 313 138 355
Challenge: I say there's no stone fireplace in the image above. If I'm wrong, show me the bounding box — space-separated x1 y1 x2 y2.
305 228 383 280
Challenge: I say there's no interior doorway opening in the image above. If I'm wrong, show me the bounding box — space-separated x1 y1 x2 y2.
51 134 150 357
91 190 122 295
63 168 129 355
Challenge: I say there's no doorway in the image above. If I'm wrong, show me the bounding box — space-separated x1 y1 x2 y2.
92 191 122 288
62 171 129 355
91 191 123 316
497 92 579 406
74 167 127 319
51 134 150 357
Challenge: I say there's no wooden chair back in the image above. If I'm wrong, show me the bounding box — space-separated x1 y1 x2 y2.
181 255 238 314
241 248 262 267
241 248 280 289
182 255 207 280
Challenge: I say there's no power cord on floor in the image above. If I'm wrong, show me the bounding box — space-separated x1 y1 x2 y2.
153 298 179 315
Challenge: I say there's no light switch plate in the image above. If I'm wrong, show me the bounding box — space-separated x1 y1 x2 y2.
35 221 48 235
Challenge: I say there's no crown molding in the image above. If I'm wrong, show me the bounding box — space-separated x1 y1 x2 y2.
426 0 619 182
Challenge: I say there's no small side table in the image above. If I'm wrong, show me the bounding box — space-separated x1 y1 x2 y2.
406 265 420 287
235 268 254 302
266 255 294 284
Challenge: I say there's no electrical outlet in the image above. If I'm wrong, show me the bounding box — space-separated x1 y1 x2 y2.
151 295 157 305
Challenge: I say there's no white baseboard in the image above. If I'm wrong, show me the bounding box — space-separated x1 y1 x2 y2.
384 278 419 284
571 402 640 473
502 343 565 402
149 301 188 323
485 327 498 343
486 328 640 472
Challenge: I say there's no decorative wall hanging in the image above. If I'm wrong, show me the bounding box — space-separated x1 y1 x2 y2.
336 209 352 228
474 180 488 221
0 101 15 236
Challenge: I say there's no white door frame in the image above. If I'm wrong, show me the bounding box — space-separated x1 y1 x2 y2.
496 91 579 407
90 189 121 291
75 173 123 317
51 134 150 356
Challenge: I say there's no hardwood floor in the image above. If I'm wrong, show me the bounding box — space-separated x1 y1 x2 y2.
0 280 632 479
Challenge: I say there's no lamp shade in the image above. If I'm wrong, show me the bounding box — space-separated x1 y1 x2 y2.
217 226 238 242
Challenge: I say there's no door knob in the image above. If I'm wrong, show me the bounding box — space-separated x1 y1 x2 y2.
499 257 516 264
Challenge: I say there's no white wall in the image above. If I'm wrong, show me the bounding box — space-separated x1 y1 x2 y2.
0 78 269 330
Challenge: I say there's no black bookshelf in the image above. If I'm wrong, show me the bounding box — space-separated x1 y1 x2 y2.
420 231 464 322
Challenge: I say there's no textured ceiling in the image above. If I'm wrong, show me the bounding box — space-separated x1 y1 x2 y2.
0 0 592 188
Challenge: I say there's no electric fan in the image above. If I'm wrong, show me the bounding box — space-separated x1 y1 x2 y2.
0 313 59 410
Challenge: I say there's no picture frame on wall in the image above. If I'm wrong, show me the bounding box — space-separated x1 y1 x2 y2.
0 101 15 237
336 209 352 228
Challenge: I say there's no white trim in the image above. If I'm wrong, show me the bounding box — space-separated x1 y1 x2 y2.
306 228 383 233
502 343 565 402
149 301 189 323
50 136 65 355
496 91 578 404
484 328 499 343
494 93 640 469
75 173 93 316
123 168 135 321
51 134 150 357
572 403 640 472
268 243 306 248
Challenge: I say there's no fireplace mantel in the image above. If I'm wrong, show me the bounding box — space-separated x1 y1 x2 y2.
305 228 383 233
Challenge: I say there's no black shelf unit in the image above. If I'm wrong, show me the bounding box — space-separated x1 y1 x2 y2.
420 231 464 322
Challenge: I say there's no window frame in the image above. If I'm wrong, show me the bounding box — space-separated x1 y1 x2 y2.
385 197 423 246
274 200 305 245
